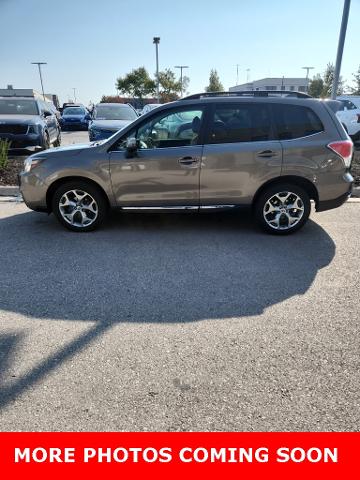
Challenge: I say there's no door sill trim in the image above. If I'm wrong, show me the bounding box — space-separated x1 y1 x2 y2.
120 205 237 212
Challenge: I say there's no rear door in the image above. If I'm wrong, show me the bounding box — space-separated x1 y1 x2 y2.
108 106 206 207
200 102 282 205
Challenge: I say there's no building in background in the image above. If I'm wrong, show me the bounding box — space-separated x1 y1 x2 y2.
229 77 309 93
0 85 60 109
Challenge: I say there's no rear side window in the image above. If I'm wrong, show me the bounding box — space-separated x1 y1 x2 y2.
272 104 324 140
207 103 273 144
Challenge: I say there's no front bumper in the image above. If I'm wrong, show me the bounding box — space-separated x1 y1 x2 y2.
0 132 43 149
61 120 89 130
19 170 49 212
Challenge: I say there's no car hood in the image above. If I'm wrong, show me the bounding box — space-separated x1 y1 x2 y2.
30 143 93 159
90 119 131 130
0 114 40 124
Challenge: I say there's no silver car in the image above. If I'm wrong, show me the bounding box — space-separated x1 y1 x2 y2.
20 91 354 234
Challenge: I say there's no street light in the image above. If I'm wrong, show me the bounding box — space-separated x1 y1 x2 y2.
174 65 189 97
153 37 160 103
72 88 77 103
235 64 240 85
332 0 351 99
302 67 314 92
31 62 47 101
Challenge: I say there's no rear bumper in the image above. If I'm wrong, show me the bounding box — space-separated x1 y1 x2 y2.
317 186 353 212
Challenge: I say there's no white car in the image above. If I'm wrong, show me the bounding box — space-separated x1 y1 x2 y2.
336 96 360 142
141 103 160 115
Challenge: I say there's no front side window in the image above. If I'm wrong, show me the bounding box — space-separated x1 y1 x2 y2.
272 104 324 140
117 108 204 150
340 100 357 111
207 104 272 144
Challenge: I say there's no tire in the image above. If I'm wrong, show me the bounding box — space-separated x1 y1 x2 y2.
42 132 50 150
53 130 61 147
52 181 108 232
254 183 311 235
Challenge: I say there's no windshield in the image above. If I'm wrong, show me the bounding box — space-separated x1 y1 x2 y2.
0 99 38 115
63 107 86 115
94 105 137 121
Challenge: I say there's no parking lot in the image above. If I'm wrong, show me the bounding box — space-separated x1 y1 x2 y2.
0 133 359 431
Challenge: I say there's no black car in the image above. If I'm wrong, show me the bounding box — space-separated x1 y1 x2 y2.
0 97 61 150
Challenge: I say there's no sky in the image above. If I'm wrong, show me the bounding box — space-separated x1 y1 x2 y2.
1 0 360 106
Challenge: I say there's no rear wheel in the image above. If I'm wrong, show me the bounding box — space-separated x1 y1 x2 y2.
52 181 108 232
254 183 311 235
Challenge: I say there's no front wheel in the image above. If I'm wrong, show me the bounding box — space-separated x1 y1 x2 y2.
52 181 108 232
53 130 61 147
254 184 311 235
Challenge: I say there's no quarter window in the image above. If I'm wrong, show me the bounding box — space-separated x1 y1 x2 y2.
272 104 324 140
207 104 273 144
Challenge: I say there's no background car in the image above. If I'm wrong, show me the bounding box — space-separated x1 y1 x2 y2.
60 106 91 130
335 96 360 143
141 103 160 115
0 96 61 150
88 103 138 141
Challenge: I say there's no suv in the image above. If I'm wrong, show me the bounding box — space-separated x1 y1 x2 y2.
19 91 353 234
0 97 61 150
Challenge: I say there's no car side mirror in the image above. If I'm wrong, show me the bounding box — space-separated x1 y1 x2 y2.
125 137 138 158
43 111 52 117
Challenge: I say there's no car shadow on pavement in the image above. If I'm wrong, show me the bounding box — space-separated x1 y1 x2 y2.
0 209 336 409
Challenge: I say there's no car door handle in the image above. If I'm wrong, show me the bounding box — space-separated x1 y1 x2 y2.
257 150 278 158
178 156 199 166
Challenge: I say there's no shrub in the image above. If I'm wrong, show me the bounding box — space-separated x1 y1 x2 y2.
0 139 11 169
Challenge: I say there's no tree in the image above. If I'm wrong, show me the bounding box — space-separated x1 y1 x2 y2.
157 69 182 102
350 65 360 95
308 74 324 98
205 69 224 92
321 63 344 97
116 67 156 102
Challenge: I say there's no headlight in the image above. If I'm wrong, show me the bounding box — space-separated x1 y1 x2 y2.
24 156 44 173
27 125 38 134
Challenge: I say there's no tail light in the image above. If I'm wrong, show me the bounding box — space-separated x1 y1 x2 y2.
327 140 353 168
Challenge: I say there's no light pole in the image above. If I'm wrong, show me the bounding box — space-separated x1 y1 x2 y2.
153 37 160 103
302 66 314 92
174 65 189 97
246 68 250 83
235 64 240 85
332 0 351 99
31 62 47 101
72 88 77 103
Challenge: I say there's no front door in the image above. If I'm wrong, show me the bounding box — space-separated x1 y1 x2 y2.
108 106 205 207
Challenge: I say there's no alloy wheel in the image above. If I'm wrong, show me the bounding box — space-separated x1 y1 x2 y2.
59 189 98 228
263 191 304 231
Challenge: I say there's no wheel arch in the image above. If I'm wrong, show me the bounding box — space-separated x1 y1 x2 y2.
252 175 319 208
46 176 110 212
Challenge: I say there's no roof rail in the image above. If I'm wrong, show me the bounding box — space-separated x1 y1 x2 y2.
181 90 312 100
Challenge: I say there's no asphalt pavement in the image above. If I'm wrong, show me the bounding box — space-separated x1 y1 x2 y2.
0 131 359 431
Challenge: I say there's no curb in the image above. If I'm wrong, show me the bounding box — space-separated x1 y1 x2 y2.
0 186 19 196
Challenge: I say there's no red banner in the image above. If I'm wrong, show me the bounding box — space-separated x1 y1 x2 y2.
0 432 358 479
